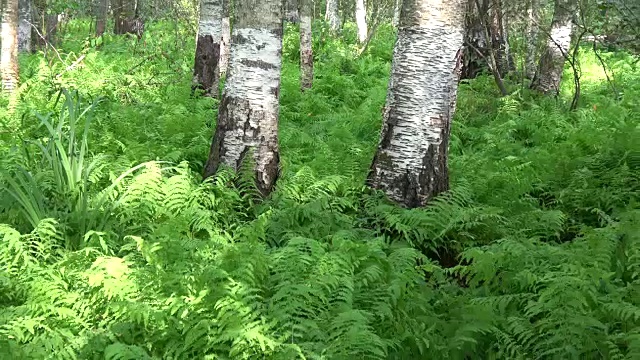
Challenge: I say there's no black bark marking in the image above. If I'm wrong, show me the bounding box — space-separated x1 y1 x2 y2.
193 35 221 97
240 59 278 70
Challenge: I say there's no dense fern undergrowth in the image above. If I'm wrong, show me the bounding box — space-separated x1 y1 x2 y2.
0 19 639 359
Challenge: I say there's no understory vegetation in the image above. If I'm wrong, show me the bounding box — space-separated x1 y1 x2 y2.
1 20 639 359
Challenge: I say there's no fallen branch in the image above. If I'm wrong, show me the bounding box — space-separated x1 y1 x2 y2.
55 54 86 79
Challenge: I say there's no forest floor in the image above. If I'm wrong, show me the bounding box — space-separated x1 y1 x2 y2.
0 20 639 359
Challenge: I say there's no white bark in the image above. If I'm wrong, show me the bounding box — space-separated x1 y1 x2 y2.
193 0 223 96
204 0 283 196
355 0 368 43
393 0 402 27
219 15 231 77
2 0 20 93
197 0 222 38
299 0 313 90
325 0 340 32
531 0 575 95
368 0 466 208
18 0 31 53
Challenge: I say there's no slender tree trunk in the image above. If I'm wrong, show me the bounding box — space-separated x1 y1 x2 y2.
392 0 402 27
367 0 466 208
114 0 135 34
45 13 58 44
203 0 283 197
285 0 299 23
193 0 223 97
299 0 313 91
325 0 340 32
219 0 231 78
2 0 20 93
95 0 108 36
531 0 575 95
525 0 539 79
355 0 367 43
490 0 512 76
18 0 32 52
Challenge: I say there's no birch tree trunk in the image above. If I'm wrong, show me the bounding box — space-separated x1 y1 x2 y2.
95 0 108 36
355 0 367 43
193 0 223 97
18 0 32 52
325 0 340 32
219 0 231 78
525 0 540 79
203 0 283 197
1 0 20 93
392 0 402 27
299 0 313 91
367 0 466 208
530 0 575 95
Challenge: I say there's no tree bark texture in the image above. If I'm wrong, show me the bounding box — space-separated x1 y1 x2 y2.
367 0 466 208
95 0 108 36
113 0 135 34
325 0 340 32
299 0 313 91
490 0 513 76
393 0 402 27
285 0 299 23
525 0 540 79
531 0 575 95
219 0 231 78
461 0 512 80
355 0 367 43
45 13 58 44
193 0 223 97
2 0 20 93
18 0 32 52
203 0 283 197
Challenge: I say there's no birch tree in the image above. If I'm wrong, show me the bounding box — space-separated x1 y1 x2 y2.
325 0 340 32
355 0 367 43
531 0 576 95
367 0 466 208
1 0 20 93
203 0 283 196
219 0 231 78
18 0 32 52
299 0 313 91
193 0 223 97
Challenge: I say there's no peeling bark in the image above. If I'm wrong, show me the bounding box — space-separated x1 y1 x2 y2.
299 0 313 91
193 0 223 97
355 0 367 43
531 0 575 95
325 0 340 32
18 0 32 52
219 0 231 78
204 0 283 197
1 0 20 93
367 0 466 208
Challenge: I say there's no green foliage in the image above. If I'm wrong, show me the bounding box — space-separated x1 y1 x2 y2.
0 18 639 360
